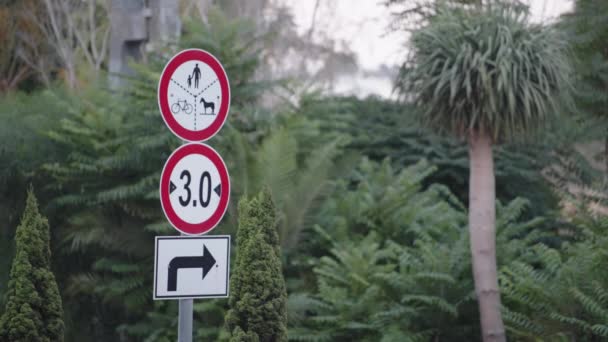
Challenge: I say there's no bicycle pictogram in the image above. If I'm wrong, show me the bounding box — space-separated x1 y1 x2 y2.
171 99 193 115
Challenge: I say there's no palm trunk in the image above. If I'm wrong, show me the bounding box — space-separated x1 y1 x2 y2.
468 132 505 342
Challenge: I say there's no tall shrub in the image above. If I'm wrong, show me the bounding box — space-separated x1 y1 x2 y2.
0 188 64 341
225 189 287 341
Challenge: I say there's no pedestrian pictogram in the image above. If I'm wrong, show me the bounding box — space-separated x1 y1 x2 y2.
154 235 230 300
160 143 230 235
158 49 230 142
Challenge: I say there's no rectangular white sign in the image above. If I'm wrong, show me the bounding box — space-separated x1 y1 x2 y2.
154 235 230 300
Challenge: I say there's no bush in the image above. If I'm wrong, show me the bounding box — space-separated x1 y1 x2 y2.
0 188 64 342
226 189 288 341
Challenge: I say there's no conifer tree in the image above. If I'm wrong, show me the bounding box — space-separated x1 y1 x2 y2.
225 189 287 342
0 188 64 342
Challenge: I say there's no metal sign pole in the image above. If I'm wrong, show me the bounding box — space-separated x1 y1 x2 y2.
178 296 193 342
177 232 193 342
177 136 193 342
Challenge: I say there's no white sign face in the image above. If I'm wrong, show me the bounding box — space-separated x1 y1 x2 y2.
160 143 230 235
154 235 230 300
169 153 221 224
168 61 222 131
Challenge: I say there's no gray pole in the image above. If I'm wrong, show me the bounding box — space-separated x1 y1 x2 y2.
178 296 193 342
177 195 193 341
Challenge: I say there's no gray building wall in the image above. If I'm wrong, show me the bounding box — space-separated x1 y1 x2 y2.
109 0 181 87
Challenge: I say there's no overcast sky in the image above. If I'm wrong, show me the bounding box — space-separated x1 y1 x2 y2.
285 0 574 96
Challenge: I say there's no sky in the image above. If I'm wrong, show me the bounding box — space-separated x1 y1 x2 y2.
286 0 574 97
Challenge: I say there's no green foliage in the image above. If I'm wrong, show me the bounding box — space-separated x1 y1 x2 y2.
228 119 346 250
288 154 608 341
312 158 465 244
117 301 228 342
501 216 608 341
562 0 608 121
0 90 67 184
558 0 608 195
289 158 553 341
42 83 156 336
397 3 573 141
0 188 64 342
289 159 472 341
0 90 69 278
226 189 288 342
298 95 560 217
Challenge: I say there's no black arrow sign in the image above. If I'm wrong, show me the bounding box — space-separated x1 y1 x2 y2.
214 183 221 197
167 245 216 292
169 181 177 194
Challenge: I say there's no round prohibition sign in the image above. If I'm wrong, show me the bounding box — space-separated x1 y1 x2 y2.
160 143 230 235
158 49 230 142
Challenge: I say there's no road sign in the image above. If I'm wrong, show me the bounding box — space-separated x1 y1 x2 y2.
160 143 230 235
158 49 230 142
154 235 230 300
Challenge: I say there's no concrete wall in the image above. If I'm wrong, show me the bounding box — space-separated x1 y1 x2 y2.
109 0 181 87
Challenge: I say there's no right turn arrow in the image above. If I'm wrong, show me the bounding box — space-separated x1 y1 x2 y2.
167 245 216 292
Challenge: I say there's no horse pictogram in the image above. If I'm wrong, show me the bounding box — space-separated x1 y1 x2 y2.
200 98 215 115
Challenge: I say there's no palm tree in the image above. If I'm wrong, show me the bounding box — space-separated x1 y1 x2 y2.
396 3 573 341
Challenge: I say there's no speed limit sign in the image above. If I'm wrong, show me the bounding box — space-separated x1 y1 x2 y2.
160 143 230 235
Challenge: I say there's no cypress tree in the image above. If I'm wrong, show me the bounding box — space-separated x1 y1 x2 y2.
0 188 64 342
225 189 287 342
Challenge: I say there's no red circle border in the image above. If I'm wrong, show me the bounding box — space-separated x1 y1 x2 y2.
158 49 230 142
160 143 230 235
